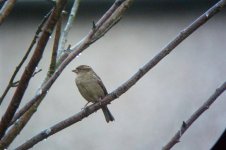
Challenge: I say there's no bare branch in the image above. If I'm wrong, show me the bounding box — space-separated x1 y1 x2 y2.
58 0 80 56
0 0 17 25
32 69 42 77
92 0 132 42
70 0 127 51
14 1 226 149
0 10 51 105
162 81 226 150
12 69 42 88
0 100 41 149
0 0 67 139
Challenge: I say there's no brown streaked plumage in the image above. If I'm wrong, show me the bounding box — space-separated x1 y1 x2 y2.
72 65 114 123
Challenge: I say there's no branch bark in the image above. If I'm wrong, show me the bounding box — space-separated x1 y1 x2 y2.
0 0 67 139
162 81 226 150
14 0 226 149
0 0 17 25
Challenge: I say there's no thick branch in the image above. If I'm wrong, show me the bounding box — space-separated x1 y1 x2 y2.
162 81 226 150
0 99 42 149
0 0 17 25
0 0 67 139
14 0 226 149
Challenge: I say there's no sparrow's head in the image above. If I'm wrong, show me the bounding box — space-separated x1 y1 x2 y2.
72 65 92 74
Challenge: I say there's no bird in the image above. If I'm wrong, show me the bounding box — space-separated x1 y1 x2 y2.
72 65 114 123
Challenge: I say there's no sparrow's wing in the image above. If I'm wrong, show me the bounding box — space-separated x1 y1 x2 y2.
93 72 108 95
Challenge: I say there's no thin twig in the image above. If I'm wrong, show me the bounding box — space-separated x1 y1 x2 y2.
47 16 62 78
32 69 42 77
162 82 226 150
58 0 80 56
0 10 52 105
70 0 126 51
0 0 17 25
14 1 226 149
12 69 42 87
92 0 132 42
0 0 67 139
13 81 226 150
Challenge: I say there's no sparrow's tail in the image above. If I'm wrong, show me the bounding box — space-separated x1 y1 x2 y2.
102 106 114 123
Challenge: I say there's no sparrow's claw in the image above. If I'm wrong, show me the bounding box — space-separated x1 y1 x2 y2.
98 101 102 106
81 102 90 110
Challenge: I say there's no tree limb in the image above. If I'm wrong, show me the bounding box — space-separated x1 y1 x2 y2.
0 0 17 25
0 99 41 149
162 81 226 150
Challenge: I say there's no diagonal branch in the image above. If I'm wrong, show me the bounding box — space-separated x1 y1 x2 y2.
0 0 17 25
0 10 52 105
92 0 132 43
0 0 67 139
47 15 62 78
14 0 226 149
0 99 41 149
162 81 226 150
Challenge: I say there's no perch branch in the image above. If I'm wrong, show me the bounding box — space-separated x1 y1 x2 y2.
162 81 226 150
14 0 226 149
0 0 67 139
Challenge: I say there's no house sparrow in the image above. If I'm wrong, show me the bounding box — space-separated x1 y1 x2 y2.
72 65 114 123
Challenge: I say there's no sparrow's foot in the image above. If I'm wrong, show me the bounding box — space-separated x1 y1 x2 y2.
81 102 90 110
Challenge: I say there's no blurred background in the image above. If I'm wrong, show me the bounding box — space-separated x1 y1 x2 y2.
0 0 226 149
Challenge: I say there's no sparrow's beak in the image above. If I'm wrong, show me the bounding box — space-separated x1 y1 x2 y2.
72 69 78 73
